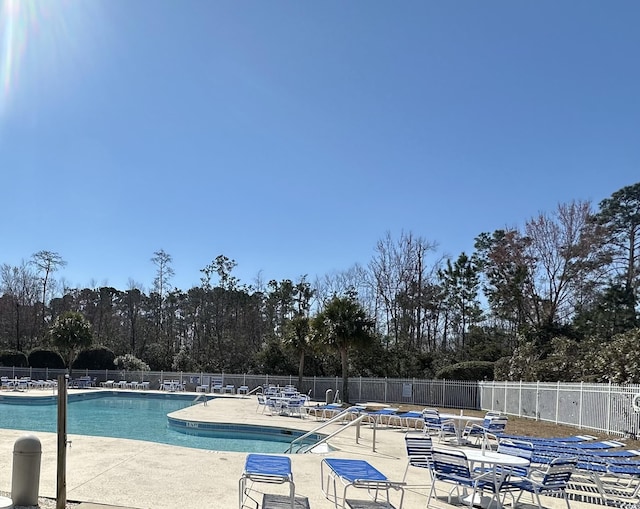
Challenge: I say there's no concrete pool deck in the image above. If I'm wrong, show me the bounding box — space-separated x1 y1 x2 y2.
0 390 604 509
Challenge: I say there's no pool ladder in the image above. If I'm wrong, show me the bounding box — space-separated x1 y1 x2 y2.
192 393 208 406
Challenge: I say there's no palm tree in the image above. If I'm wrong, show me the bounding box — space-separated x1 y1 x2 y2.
313 295 375 403
283 315 312 390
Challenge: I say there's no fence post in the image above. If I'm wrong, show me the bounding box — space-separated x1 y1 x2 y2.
579 381 584 429
490 381 494 411
504 382 508 414
536 381 540 421
555 381 560 424
607 381 612 434
518 380 522 417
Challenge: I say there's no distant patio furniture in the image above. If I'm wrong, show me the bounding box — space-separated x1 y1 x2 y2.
76 376 93 389
212 379 224 393
224 384 236 394
238 385 249 396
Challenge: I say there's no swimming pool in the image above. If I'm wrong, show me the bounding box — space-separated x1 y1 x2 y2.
0 392 321 453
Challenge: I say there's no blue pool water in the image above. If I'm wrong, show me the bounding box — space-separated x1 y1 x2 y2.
0 392 317 453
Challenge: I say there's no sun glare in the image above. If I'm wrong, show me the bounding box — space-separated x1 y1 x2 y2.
0 0 104 120
0 0 35 112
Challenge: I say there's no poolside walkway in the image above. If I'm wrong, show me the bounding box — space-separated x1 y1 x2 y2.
0 390 607 509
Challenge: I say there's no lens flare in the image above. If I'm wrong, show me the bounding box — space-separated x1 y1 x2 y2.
0 0 104 120
0 0 42 115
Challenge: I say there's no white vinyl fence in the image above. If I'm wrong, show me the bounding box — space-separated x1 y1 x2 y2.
479 380 640 438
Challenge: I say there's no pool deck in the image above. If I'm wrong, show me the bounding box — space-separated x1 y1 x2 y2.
0 389 605 509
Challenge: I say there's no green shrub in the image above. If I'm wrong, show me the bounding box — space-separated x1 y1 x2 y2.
28 348 65 369
434 360 495 381
73 346 116 370
0 350 28 367
114 353 149 371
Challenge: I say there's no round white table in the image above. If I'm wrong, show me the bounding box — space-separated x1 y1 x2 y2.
463 448 529 468
460 448 530 509
439 413 485 445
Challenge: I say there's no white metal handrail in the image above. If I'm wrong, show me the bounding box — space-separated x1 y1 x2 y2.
286 407 377 453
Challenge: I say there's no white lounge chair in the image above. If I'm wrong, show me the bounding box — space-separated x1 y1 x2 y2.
211 379 224 393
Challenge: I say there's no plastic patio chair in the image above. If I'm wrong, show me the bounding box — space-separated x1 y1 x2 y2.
427 448 499 509
499 456 577 509
403 431 433 483
462 415 508 448
422 409 457 443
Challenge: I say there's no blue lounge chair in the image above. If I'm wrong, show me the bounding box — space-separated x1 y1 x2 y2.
239 454 295 509
308 403 343 421
365 408 399 427
388 410 423 430
321 458 405 509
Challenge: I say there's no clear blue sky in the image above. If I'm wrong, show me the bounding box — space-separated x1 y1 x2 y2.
1 1 638 292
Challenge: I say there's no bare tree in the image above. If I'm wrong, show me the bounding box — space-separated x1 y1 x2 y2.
31 250 66 330
0 261 39 350
368 231 438 349
524 200 601 328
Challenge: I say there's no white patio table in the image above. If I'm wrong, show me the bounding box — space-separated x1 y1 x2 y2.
459 448 530 509
439 413 485 445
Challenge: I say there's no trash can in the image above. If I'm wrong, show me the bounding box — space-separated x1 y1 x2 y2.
325 388 333 405
12 435 41 507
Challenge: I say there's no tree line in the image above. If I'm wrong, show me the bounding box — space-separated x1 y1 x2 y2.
1 182 639 388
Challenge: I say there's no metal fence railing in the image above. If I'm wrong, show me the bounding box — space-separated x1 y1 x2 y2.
0 367 480 410
3 366 640 438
